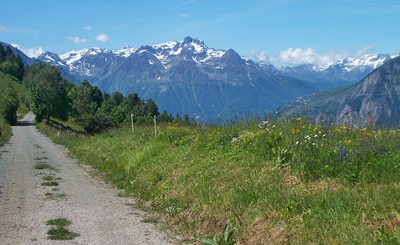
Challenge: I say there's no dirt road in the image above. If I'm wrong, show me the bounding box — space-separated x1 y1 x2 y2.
0 113 174 245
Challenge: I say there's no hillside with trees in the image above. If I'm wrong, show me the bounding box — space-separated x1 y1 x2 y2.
0 43 28 145
22 62 172 133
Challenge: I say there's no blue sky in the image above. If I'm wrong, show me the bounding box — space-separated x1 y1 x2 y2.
1 0 399 65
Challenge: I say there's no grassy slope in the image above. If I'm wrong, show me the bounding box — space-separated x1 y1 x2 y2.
0 71 28 145
38 120 400 244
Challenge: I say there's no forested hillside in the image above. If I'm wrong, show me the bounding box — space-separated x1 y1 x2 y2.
0 43 27 145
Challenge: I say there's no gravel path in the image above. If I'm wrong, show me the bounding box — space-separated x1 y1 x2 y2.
0 113 175 245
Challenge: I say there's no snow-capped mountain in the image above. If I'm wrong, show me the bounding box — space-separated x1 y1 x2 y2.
36 37 315 121
332 54 395 71
278 56 400 127
26 37 398 121
114 46 136 58
38 51 66 67
281 54 398 89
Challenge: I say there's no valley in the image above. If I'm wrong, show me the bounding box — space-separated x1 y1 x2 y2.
3 38 397 122
1 1 400 243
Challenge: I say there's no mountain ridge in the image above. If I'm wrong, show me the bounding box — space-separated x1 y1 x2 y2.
4 37 398 121
277 56 400 127
36 37 317 121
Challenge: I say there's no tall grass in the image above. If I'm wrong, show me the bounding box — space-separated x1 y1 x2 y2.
38 118 400 244
0 117 11 146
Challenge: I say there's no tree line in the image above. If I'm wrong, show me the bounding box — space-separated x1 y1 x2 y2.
0 44 24 80
24 63 192 133
0 44 193 133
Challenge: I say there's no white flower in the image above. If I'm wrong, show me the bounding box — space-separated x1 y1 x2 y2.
231 137 239 143
314 134 318 138
295 141 299 145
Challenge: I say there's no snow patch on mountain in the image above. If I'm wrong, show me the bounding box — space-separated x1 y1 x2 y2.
308 54 399 72
114 46 136 57
60 49 89 65
153 41 178 50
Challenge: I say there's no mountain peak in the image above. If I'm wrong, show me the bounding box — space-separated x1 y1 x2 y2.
223 49 241 59
183 36 202 44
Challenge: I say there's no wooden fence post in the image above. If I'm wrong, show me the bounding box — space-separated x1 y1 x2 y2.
153 115 157 138
131 113 134 133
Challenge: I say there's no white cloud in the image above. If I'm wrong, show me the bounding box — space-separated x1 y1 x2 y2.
250 50 269 63
356 45 374 57
96 33 109 42
179 13 189 18
11 43 44 58
275 47 346 66
0 24 5 31
84 26 93 31
67 36 86 44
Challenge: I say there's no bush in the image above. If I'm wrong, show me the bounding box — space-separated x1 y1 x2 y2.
0 86 19 124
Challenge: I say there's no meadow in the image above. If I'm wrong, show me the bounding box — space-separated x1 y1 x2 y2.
38 119 400 244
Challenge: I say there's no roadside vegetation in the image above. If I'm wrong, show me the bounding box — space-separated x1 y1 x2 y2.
0 43 28 146
23 63 186 134
39 118 400 244
46 218 79 240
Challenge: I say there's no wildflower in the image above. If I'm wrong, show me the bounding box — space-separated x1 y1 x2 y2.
312 142 316 146
231 137 239 143
337 144 347 161
314 134 318 138
272 125 276 128
263 120 269 125
295 141 299 145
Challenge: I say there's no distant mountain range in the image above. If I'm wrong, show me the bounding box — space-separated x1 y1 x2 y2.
277 56 400 127
2 38 398 122
280 54 397 89
36 37 317 121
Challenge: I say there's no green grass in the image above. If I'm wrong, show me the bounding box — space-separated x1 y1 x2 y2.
42 175 55 181
41 181 58 186
46 218 79 240
0 121 11 146
33 163 54 170
49 116 86 133
38 119 400 244
0 71 28 120
47 218 71 226
142 216 159 223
